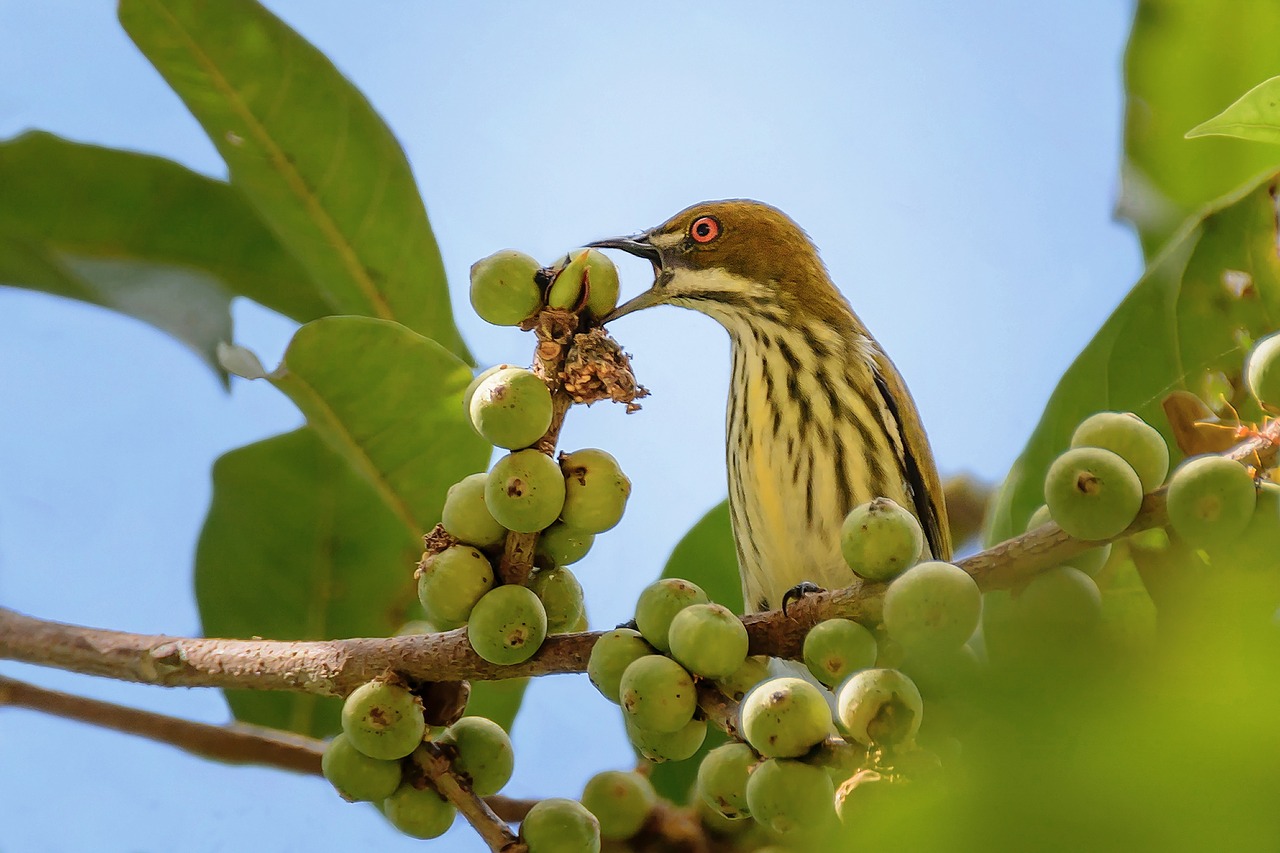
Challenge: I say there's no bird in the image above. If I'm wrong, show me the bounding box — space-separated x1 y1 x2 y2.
590 199 950 614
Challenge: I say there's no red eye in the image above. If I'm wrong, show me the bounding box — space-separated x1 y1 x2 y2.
690 216 720 243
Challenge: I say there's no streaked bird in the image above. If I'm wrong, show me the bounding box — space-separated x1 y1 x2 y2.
591 200 949 613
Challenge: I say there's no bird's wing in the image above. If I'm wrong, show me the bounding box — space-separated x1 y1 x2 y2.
871 353 953 561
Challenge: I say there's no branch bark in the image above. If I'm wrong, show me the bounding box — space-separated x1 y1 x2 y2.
3 424 1275 696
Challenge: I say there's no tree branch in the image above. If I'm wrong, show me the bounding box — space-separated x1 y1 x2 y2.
0 674 535 822
3 424 1274 695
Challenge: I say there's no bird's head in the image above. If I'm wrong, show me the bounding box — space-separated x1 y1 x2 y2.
590 199 852 329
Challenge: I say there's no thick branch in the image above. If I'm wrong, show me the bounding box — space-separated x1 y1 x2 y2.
5 425 1275 691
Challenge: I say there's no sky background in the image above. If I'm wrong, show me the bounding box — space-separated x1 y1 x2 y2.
0 2 1138 850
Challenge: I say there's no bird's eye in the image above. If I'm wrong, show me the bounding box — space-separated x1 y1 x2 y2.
690 216 720 244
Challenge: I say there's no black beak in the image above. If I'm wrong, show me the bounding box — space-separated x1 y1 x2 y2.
588 231 669 323
587 233 661 265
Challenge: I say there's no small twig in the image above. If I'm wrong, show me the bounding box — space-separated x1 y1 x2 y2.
413 741 523 852
0 673 323 773
0 673 535 822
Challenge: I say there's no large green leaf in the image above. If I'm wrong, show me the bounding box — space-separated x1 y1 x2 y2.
988 173 1280 544
1122 0 1280 256
648 500 738 803
196 428 421 737
118 0 471 363
264 316 488 536
659 500 742 614
0 132 324 378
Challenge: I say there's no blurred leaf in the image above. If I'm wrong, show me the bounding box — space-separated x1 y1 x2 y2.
648 500 738 801
660 500 742 614
988 172 1280 544
196 428 421 737
0 132 324 379
464 677 528 734
267 316 488 535
1122 0 1280 255
119 0 472 363
1187 76 1280 144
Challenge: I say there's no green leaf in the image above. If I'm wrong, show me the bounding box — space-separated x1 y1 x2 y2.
196 427 421 737
648 499 739 802
267 316 489 536
988 173 1280 545
0 132 323 379
118 0 471 363
1187 76 1280 144
1122 0 1280 256
659 500 742 614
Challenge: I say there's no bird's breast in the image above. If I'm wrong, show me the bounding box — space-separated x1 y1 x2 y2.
724 325 913 612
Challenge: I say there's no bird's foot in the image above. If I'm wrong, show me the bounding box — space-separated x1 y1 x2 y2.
781 582 825 617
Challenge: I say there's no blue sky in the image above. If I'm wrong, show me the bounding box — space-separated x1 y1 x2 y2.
0 2 1137 850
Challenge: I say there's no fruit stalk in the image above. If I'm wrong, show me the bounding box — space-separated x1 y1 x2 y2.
410 740 521 852
496 308 578 587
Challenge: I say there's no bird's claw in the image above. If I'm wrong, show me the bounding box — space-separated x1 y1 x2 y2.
781 582 825 617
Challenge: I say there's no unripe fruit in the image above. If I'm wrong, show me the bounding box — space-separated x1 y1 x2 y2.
696 741 757 820
619 655 697 733
625 716 707 762
745 758 837 838
587 628 653 703
1026 504 1111 576
546 249 620 317
321 733 402 802
470 249 542 326
383 781 457 839
1246 331 1280 408
583 249 621 317
529 566 585 633
340 680 425 760
467 584 548 665
837 668 923 748
469 367 553 450
1044 447 1143 541
634 578 709 652
840 498 925 581
546 250 591 311
486 450 566 533
1166 455 1257 548
1071 411 1170 493
882 561 981 653
740 676 833 758
464 364 511 423
715 655 771 701
416 544 494 626
1204 481 1280 572
559 448 632 534
668 602 749 679
441 473 507 548
520 797 602 853
900 643 981 699
1012 566 1102 631
803 618 878 688
434 716 514 797
536 522 594 566
581 770 656 841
